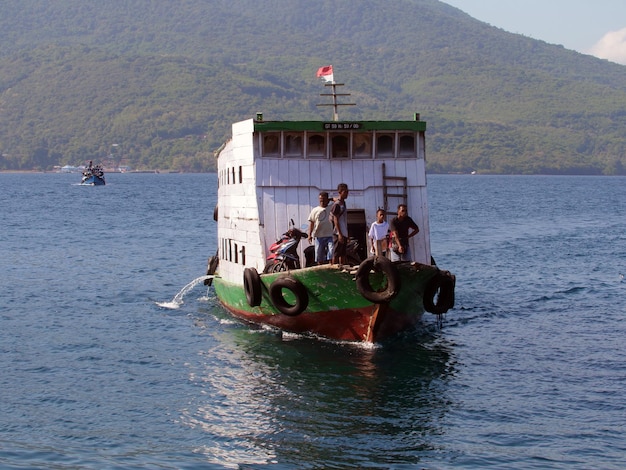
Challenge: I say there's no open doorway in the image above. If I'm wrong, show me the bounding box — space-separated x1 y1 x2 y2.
347 209 368 262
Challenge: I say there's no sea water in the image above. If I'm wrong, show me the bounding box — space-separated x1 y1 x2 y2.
0 172 624 469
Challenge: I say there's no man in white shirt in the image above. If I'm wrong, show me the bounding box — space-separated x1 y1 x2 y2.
307 191 333 265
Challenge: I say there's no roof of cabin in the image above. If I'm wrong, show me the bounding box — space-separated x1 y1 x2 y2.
253 120 426 132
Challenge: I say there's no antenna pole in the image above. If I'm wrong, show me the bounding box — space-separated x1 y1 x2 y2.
331 82 339 121
317 82 356 121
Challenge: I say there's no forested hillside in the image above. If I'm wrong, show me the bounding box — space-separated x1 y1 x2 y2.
1 0 626 174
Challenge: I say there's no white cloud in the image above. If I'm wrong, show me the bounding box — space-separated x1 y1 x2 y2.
588 28 626 65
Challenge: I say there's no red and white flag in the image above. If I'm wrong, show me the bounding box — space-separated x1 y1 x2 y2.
316 65 334 83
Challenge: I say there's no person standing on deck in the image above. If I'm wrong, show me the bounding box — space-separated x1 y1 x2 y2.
330 183 349 264
389 203 419 262
369 208 390 257
307 191 333 265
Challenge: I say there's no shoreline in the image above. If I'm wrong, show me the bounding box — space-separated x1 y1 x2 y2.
0 169 166 174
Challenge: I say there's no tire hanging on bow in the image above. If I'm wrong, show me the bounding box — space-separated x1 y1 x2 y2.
243 267 262 307
423 271 456 315
269 276 308 316
355 256 400 303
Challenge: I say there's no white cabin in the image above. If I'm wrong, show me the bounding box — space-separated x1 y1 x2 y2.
216 114 431 284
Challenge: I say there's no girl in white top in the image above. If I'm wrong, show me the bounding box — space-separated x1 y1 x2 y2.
368 209 390 257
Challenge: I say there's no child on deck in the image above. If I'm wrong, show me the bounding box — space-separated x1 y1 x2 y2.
368 209 390 257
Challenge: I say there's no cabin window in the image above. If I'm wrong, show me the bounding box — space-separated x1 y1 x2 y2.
308 134 326 158
377 134 394 158
239 166 243 183
353 133 372 158
219 238 245 264
285 133 303 158
331 134 349 158
263 133 280 157
399 134 416 158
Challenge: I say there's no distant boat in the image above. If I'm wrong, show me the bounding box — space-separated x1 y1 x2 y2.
59 165 80 173
80 161 105 186
205 79 455 343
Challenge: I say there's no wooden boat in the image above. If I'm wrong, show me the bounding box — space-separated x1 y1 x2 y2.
207 78 455 343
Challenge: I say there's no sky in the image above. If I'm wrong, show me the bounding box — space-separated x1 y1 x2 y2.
443 0 626 65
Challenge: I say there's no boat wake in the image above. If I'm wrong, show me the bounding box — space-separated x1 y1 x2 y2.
156 275 213 309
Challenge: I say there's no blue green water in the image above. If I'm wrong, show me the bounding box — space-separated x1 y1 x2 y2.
1 173 624 468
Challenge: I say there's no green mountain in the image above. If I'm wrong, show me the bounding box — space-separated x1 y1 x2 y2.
1 0 625 174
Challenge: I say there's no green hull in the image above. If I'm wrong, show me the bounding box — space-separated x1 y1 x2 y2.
213 261 452 343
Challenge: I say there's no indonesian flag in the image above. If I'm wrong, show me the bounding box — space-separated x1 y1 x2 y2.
316 65 334 83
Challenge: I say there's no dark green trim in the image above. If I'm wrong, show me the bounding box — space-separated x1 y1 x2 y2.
253 120 426 132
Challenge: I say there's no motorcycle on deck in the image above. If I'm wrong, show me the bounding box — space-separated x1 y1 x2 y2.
264 219 364 273
263 220 307 273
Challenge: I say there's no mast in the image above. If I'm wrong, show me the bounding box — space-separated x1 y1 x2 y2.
317 82 355 121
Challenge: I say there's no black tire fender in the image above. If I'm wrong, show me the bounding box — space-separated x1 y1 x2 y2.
269 276 309 316
423 271 456 314
206 255 219 275
204 254 219 286
355 256 400 303
243 267 262 307
213 204 218 221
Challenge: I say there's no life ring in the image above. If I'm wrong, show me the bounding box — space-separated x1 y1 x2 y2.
269 277 308 316
423 271 456 314
243 267 262 307
355 256 400 303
